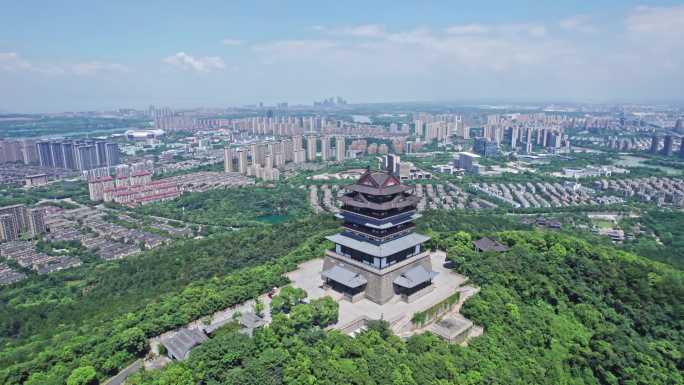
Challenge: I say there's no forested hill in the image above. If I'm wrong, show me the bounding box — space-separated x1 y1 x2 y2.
130 218 683 385
0 215 338 385
1 210 682 384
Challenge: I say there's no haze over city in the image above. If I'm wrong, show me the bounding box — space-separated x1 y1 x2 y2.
1 1 684 112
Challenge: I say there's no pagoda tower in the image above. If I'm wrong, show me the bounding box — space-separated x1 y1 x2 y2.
322 169 436 304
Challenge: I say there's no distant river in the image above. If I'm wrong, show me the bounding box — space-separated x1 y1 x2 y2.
612 155 680 175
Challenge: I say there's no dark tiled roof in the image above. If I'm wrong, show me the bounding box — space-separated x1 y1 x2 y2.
322 264 367 288
473 237 509 252
394 265 438 288
346 170 411 195
327 233 429 258
161 328 208 361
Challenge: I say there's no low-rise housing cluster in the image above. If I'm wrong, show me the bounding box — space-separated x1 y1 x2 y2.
85 217 168 248
43 205 183 261
88 171 180 207
165 171 254 193
557 165 629 179
594 177 684 206
0 262 27 285
471 182 602 208
308 184 342 213
415 183 496 210
309 181 499 213
89 170 253 207
0 163 77 186
0 241 81 275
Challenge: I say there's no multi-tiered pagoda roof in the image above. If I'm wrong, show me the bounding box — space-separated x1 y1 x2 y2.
322 169 436 304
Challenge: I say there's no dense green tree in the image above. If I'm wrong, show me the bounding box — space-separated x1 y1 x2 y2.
126 228 683 385
3 208 683 385
66 366 97 385
270 286 307 315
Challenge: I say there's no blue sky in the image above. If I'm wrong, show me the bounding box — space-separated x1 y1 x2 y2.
1 1 683 112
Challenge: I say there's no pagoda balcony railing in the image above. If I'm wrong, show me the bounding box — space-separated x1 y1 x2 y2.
342 225 415 244
340 205 416 221
325 249 431 274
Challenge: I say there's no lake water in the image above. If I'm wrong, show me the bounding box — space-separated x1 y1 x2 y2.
613 155 681 175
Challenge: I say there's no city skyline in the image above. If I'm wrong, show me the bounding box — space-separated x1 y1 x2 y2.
1 1 684 112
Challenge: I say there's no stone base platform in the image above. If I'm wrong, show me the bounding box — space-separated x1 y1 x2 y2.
322 250 433 304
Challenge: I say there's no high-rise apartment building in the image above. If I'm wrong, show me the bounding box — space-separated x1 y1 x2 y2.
95 141 108 166
105 143 120 166
474 138 499 157
250 143 262 167
282 139 294 162
0 140 22 163
320 136 331 161
51 142 65 168
459 124 470 140
293 135 303 151
27 208 46 237
62 142 77 170
35 140 119 170
20 139 39 164
0 204 28 231
224 147 234 172
336 136 346 162
37 141 53 168
414 120 424 137
663 135 674 156
75 145 97 171
0 204 43 240
306 135 317 161
0 214 20 241
650 135 661 154
293 149 306 164
238 149 248 174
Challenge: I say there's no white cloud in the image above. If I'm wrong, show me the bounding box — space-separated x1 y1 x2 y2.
252 40 337 57
71 62 130 75
315 24 386 38
256 24 571 76
163 52 225 72
501 23 547 38
626 5 684 41
624 5 684 70
559 15 597 33
338 24 386 37
445 24 489 35
0 52 33 71
0 52 128 76
444 22 546 37
221 38 244 46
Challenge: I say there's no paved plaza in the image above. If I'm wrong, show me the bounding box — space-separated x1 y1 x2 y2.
287 251 476 334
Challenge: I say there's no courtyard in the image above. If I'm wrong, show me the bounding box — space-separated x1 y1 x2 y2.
286 250 479 336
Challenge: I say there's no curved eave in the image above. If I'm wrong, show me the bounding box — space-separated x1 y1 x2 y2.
345 184 412 196
340 195 419 211
326 232 429 257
